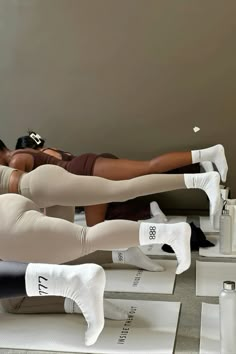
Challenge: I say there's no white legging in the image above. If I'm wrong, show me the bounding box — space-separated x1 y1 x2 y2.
0 192 179 263
0 167 191 263
19 164 185 208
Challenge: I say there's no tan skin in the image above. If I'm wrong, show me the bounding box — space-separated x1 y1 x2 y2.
0 146 193 226
35 147 73 160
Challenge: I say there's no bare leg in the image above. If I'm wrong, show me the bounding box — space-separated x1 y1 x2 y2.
94 144 228 182
93 152 192 180
84 204 108 226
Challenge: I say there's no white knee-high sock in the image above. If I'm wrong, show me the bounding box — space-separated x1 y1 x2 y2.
25 263 106 346
184 171 220 215
64 298 129 320
139 222 191 275
191 144 228 182
112 247 165 271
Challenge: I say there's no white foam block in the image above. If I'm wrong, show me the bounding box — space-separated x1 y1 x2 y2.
199 235 236 258
196 261 236 296
105 260 177 294
0 299 180 354
200 303 220 354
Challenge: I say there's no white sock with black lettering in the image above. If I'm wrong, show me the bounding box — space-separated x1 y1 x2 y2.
112 247 164 271
139 222 191 275
64 298 129 320
184 171 221 215
192 144 228 182
25 263 106 346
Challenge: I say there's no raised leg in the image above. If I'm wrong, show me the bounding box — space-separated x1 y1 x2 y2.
93 152 192 180
0 194 191 274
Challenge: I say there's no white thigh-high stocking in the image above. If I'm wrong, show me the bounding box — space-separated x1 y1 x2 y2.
25 263 106 346
184 171 221 215
139 222 191 275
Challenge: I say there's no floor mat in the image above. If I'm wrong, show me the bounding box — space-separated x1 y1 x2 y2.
196 260 236 296
105 260 177 294
0 299 181 354
200 303 220 354
199 235 236 258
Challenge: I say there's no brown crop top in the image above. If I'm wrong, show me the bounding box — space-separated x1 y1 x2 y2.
10 150 100 176
41 148 75 161
11 150 69 170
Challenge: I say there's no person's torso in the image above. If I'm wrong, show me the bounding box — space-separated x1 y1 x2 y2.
11 150 70 170
42 148 75 161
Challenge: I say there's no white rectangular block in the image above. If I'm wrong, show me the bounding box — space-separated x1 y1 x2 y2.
196 261 236 296
200 303 220 354
105 260 177 294
0 299 181 354
199 235 236 258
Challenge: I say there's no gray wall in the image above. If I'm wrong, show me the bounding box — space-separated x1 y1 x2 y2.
1 0 236 194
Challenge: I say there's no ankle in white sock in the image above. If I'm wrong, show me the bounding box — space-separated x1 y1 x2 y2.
192 144 228 182
25 263 106 346
200 161 214 173
64 298 129 320
150 201 168 222
184 171 220 216
112 247 164 272
139 222 191 274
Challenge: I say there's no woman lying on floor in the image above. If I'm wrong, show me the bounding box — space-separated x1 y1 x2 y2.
13 132 227 225
0 192 192 347
0 142 221 269
0 159 221 268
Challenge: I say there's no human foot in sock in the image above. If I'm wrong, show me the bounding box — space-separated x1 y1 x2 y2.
192 144 228 182
150 201 168 222
65 298 129 320
112 247 165 272
184 171 221 216
200 161 214 173
25 263 106 346
139 222 191 274
162 222 215 253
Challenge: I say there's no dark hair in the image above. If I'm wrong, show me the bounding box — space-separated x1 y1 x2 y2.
15 131 45 150
0 139 8 151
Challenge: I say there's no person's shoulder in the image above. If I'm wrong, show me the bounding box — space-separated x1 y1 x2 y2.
10 149 36 171
12 148 38 155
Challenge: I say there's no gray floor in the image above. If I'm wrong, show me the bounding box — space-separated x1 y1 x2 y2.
1 249 233 354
